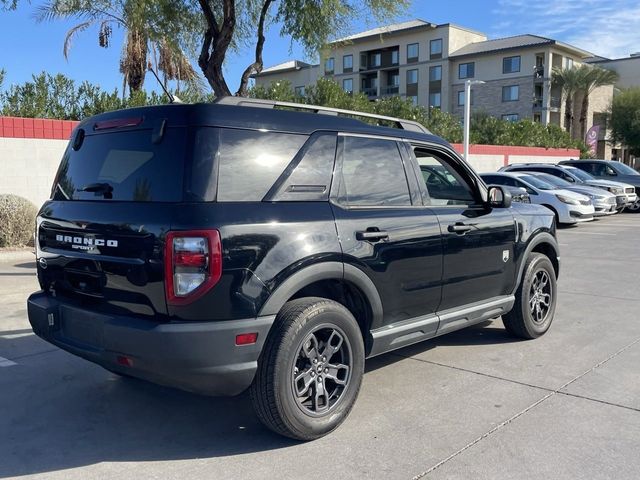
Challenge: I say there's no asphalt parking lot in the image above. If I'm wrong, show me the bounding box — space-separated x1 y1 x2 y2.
1 214 639 480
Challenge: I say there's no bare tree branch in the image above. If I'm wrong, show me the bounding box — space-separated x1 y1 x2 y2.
236 0 273 96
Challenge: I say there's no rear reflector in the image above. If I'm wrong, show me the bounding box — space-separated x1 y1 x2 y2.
117 355 133 367
236 333 258 346
164 230 222 306
94 117 143 131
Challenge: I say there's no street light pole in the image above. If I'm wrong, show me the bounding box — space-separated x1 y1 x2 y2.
463 79 485 162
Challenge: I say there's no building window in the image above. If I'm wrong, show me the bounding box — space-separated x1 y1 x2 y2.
502 114 519 122
459 62 475 79
502 85 519 102
391 50 399 65
565 57 574 69
429 92 441 108
325 57 334 74
503 56 521 74
342 78 353 93
408 95 418 105
457 90 474 106
407 69 418 85
294 86 305 97
533 113 542 123
429 65 442 82
370 52 381 68
389 72 400 87
430 39 443 59
407 43 419 62
343 55 353 72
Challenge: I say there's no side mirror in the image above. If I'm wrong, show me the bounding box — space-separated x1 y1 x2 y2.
488 185 512 208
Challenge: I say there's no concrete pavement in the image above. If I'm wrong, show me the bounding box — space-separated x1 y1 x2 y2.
1 215 639 479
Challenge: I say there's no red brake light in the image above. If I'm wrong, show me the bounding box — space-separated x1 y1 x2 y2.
94 117 143 131
164 230 222 306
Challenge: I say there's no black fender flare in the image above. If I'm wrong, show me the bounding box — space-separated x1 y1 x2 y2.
511 232 560 294
258 261 384 328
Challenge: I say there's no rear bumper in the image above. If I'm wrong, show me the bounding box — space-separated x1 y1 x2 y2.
27 291 275 396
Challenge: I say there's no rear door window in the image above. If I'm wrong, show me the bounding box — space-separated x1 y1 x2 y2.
53 128 187 202
338 136 411 207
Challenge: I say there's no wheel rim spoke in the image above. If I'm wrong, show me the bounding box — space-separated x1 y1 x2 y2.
320 329 343 363
325 363 349 386
294 368 315 397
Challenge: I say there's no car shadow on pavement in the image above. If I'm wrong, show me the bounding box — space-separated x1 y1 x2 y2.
0 335 298 478
0 319 519 478
366 320 522 373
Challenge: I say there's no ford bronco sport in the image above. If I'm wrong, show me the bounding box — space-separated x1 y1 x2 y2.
28 98 560 440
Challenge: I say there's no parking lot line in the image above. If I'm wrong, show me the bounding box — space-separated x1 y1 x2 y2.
0 332 33 340
561 231 615 236
0 356 18 367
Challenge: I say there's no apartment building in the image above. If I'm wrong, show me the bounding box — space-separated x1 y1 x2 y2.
254 19 613 136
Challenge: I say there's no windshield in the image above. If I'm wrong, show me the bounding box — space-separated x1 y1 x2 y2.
536 174 571 188
519 175 554 190
567 167 594 182
612 162 640 176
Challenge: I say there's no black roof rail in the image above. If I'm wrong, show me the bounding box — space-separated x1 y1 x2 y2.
214 96 431 135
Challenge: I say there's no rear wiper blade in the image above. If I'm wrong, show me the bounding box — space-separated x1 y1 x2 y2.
80 182 113 199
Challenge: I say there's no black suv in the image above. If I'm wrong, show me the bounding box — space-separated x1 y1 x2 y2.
27 98 560 440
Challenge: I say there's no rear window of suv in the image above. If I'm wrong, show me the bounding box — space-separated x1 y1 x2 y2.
53 128 187 202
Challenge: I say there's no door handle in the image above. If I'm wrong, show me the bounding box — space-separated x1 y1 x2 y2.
356 229 389 242
448 222 473 234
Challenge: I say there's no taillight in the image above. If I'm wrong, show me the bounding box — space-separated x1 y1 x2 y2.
164 230 222 305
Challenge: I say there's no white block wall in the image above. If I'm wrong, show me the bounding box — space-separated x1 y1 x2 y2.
0 137 67 207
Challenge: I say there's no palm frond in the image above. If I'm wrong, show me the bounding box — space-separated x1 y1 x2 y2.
63 21 93 59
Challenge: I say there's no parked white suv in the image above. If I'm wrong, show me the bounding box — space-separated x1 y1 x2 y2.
481 172 595 224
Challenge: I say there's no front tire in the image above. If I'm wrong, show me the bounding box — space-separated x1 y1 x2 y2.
503 253 557 339
250 297 365 441
626 199 640 213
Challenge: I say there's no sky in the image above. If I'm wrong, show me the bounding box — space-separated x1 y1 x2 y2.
1 0 639 95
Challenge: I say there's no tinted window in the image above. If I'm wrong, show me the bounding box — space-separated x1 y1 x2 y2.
52 128 186 202
272 134 337 201
339 137 411 206
217 129 307 201
407 43 419 61
414 149 475 206
612 162 639 175
519 175 554 190
503 56 521 73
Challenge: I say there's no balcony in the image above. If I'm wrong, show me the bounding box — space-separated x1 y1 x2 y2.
381 85 399 96
361 87 378 97
532 96 562 111
534 66 545 81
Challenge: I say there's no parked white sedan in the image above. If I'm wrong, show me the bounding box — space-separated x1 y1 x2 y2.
481 172 595 225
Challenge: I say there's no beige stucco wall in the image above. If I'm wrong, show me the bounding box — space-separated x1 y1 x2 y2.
0 137 65 207
599 57 640 89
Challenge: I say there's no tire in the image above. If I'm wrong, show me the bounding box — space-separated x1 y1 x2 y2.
503 253 557 339
626 199 640 213
250 297 365 441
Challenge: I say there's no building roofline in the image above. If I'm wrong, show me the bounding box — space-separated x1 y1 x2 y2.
330 19 436 44
437 23 487 37
587 55 640 64
252 60 318 78
449 34 595 60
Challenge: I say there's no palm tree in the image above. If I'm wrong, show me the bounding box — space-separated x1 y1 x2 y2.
552 66 585 137
36 0 197 94
576 66 619 141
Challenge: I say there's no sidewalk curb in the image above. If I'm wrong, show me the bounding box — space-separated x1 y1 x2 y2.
0 249 36 263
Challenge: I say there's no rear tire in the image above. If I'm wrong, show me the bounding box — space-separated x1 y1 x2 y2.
503 253 557 339
250 297 365 441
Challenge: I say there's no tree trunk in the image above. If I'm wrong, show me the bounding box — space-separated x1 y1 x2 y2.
564 96 573 137
123 29 148 92
236 0 273 97
579 91 589 141
197 0 235 98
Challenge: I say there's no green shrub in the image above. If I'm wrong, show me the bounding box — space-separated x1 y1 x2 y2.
0 194 37 247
